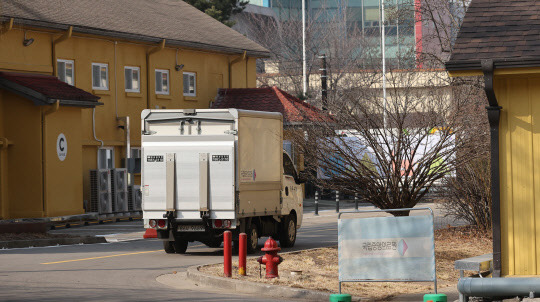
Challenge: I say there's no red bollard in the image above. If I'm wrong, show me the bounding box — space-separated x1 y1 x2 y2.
238 233 247 276
223 231 232 277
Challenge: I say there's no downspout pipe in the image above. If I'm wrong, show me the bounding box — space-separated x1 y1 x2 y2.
228 50 246 89
0 137 11 219
52 26 73 76
458 277 540 298
42 100 60 216
146 39 166 109
117 116 130 177
481 59 502 278
1 18 14 35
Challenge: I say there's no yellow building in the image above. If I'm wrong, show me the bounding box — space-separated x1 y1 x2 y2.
447 0 540 277
0 0 269 219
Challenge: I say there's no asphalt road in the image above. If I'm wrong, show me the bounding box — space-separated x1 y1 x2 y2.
0 201 456 301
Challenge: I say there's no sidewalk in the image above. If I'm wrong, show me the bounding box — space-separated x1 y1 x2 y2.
0 219 145 249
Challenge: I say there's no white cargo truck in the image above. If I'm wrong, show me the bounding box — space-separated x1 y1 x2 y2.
141 109 304 254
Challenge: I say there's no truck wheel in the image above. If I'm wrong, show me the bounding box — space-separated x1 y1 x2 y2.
247 224 259 254
173 238 188 254
163 241 175 254
279 214 297 248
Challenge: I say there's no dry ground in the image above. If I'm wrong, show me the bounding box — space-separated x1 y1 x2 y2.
200 226 492 301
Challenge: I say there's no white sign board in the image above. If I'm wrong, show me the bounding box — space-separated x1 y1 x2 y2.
56 133 67 161
338 213 436 282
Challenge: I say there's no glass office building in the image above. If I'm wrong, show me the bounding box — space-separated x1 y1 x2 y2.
253 0 418 68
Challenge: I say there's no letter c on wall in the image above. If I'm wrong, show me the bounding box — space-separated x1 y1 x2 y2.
56 133 67 161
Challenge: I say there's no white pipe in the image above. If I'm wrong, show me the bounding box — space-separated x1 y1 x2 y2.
114 41 119 119
92 108 104 147
125 116 130 161
302 0 307 96
381 0 387 129
458 277 540 298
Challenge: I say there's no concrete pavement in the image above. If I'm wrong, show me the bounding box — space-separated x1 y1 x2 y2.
0 201 463 301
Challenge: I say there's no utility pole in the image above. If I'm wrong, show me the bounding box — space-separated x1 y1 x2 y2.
319 53 328 111
302 0 307 97
381 0 387 129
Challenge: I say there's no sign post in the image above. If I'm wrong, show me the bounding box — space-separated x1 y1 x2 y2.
337 208 439 296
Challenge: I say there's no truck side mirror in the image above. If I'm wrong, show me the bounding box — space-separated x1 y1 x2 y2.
296 171 309 184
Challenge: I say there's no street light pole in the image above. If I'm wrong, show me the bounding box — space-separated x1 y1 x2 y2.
302 0 307 97
381 0 387 129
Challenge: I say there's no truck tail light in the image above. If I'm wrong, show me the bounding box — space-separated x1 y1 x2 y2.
149 219 157 228
223 220 231 228
214 219 222 228
157 219 167 229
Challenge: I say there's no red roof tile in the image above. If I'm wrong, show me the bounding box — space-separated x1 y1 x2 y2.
0 72 101 107
212 87 330 124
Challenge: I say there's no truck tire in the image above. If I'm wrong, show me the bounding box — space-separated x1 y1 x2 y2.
163 241 175 254
173 238 188 254
247 223 259 254
279 214 297 248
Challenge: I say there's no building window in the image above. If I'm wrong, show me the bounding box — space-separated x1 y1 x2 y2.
98 147 115 169
155 69 169 95
124 66 140 93
130 147 141 159
183 72 196 97
92 63 109 90
57 59 74 85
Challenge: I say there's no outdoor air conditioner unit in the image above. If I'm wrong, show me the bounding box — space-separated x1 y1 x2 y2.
111 168 128 213
89 169 113 214
128 185 142 211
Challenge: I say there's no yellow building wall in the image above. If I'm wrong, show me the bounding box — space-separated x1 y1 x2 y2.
1 91 44 219
0 91 5 219
0 26 260 218
44 107 84 217
496 74 540 276
0 29 53 74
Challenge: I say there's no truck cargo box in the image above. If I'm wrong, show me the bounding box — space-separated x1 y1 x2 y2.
141 109 283 222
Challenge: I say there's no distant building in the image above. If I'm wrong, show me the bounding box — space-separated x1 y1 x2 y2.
239 0 467 70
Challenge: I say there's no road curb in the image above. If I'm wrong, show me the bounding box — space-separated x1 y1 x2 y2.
186 264 368 301
0 236 107 249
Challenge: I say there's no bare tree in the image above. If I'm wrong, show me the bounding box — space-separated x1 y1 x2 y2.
442 155 492 230
239 0 490 216
291 67 487 215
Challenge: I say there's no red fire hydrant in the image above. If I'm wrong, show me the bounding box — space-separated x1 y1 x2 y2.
257 237 283 278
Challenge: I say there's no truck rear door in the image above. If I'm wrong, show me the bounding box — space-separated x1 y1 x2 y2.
142 118 236 221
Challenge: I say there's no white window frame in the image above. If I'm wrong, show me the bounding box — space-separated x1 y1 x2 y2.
57 59 75 85
97 147 115 169
124 66 140 93
155 69 170 95
92 63 109 90
183 72 197 97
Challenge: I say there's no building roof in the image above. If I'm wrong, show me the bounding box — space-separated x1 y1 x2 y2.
0 72 102 107
212 87 331 125
446 0 540 71
1 0 270 57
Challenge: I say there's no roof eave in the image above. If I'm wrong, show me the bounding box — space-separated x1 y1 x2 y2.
56 99 104 108
446 57 540 72
0 16 271 58
0 78 102 108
